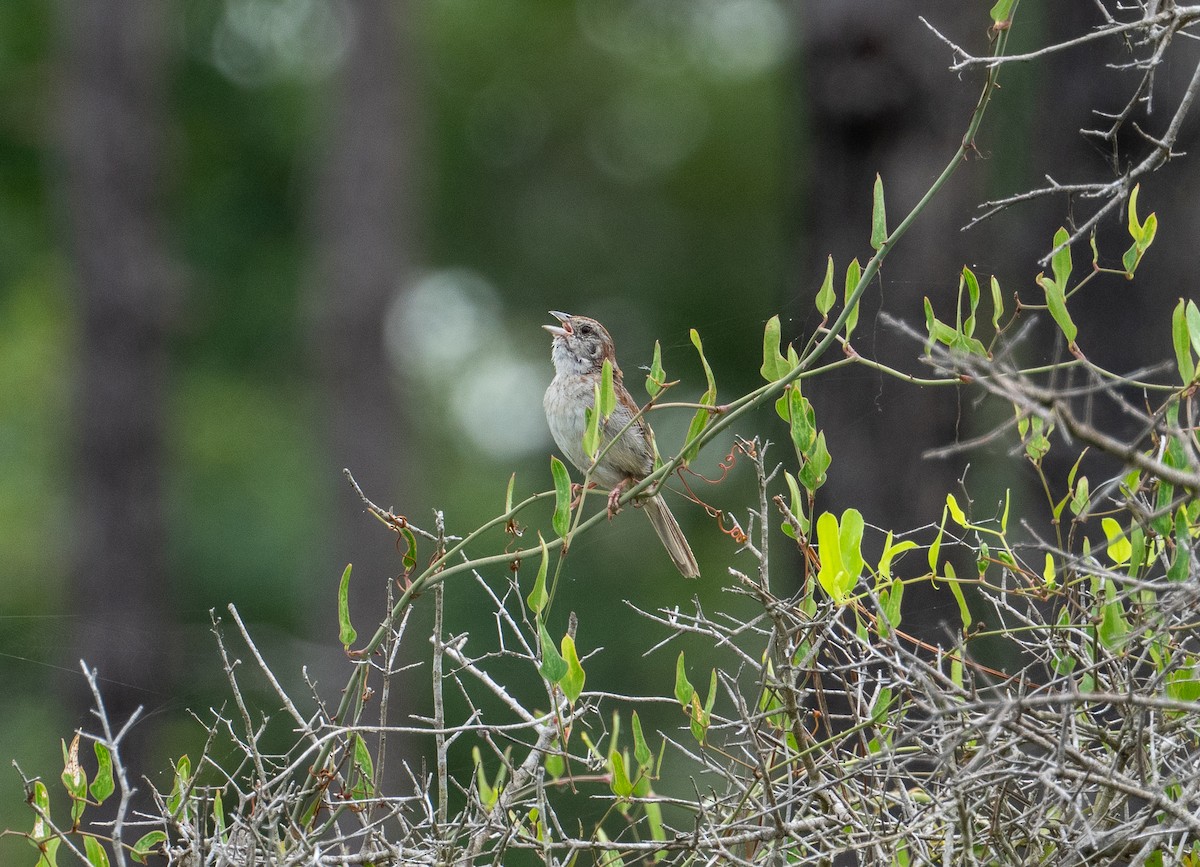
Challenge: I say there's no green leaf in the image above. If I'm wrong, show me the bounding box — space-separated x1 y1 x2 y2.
1140 212 1158 250
1122 240 1140 275
645 340 665 398
691 329 716 397
399 526 417 573
870 174 887 250
1098 578 1128 650
878 571 904 634
337 564 356 649
989 0 1014 22
1166 666 1200 702
760 315 791 382
1122 185 1157 275
1038 272 1077 344
843 258 862 339
538 620 568 683
29 779 51 840
90 742 114 805
674 652 694 708
583 393 601 461
1069 475 1090 517
349 734 376 801
1050 227 1073 291
786 385 816 454
1188 299 1200 358
631 712 652 769
505 472 515 514
167 755 190 818
526 534 550 616
213 787 226 840
1127 184 1143 239
989 276 1004 330
961 267 981 338
61 734 86 826
544 744 564 779
550 456 571 538
472 747 496 810
923 297 961 351
683 329 717 463
945 562 972 630
798 431 830 494
131 831 167 864
690 670 717 743
1172 300 1195 382
598 358 616 421
781 470 808 537
609 750 633 798
1022 414 1052 462
84 836 110 867
560 635 586 703
1167 508 1190 583
878 534 917 582
815 255 835 318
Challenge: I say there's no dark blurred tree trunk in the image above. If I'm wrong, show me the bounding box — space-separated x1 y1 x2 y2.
307 0 419 745
55 0 176 744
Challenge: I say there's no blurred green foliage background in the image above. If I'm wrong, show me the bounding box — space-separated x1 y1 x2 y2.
3 0 1195 857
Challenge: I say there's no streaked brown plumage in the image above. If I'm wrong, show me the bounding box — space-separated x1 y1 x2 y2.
543 311 699 578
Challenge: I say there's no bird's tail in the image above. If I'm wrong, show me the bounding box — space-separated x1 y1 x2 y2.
643 494 700 578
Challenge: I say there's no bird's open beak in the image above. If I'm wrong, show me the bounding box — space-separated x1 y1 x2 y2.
543 310 572 338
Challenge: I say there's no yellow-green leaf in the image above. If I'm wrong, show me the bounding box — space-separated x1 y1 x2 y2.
945 493 967 528
1102 517 1131 565
337 564 356 649
560 635 586 703
816 512 851 603
945 562 971 630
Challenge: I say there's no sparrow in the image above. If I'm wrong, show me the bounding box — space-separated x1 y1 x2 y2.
543 311 700 578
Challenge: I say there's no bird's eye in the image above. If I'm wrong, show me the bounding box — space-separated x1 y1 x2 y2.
579 324 593 336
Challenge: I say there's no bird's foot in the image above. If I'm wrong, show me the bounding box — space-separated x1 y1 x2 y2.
607 480 631 519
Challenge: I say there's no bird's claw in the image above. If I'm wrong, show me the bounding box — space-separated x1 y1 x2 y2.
607 481 630 519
